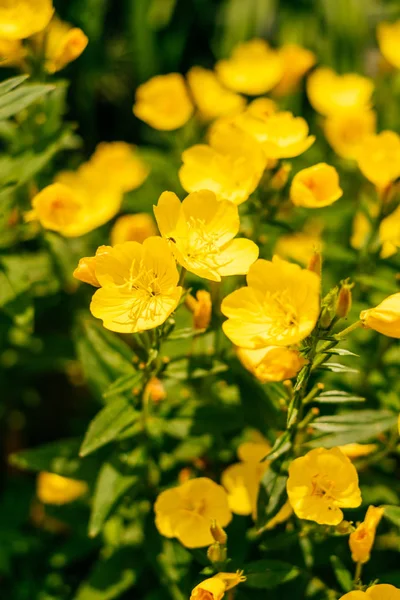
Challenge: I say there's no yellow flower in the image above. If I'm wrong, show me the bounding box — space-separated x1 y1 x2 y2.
360 293 400 338
82 142 149 193
377 21 400 69
73 245 111 287
349 505 384 564
187 66 245 121
39 16 88 73
111 213 157 245
338 443 378 460
0 38 26 67
88 237 182 334
287 447 362 525
290 163 343 208
154 477 232 548
324 109 377 160
339 585 400 600
265 501 293 530
275 220 323 266
191 572 246 600
133 73 194 131
379 205 400 258
154 190 259 281
179 121 265 205
37 472 88 505
30 183 83 235
221 256 320 349
185 290 212 330
221 437 270 518
0 0 53 40
215 39 283 95
356 131 400 189
237 345 307 383
307 67 374 116
273 44 316 97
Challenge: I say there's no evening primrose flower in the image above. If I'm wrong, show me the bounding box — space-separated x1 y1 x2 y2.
29 183 82 235
82 142 149 193
154 477 232 548
111 213 157 245
88 237 182 333
154 190 259 281
191 572 246 600
287 447 362 525
37 472 88 505
377 21 400 69
73 245 111 287
324 109 377 160
179 122 265 204
349 505 384 564
221 436 270 518
339 585 400 600
221 256 320 349
356 131 400 189
40 16 88 73
273 44 316 97
290 163 343 208
187 66 245 121
0 38 26 67
237 345 307 383
185 290 212 330
380 205 400 258
0 0 53 40
307 67 374 116
215 38 283 95
133 73 193 131
360 293 400 338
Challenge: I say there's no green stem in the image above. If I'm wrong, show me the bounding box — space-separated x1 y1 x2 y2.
353 561 363 587
178 267 187 287
334 320 362 340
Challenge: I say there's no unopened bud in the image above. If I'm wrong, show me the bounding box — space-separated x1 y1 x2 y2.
144 377 166 403
185 290 212 330
271 163 292 190
335 520 355 535
336 281 353 319
307 251 322 277
210 519 228 545
207 542 226 563
319 307 333 329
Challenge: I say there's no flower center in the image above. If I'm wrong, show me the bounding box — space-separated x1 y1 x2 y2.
311 474 336 500
124 260 165 323
263 290 298 337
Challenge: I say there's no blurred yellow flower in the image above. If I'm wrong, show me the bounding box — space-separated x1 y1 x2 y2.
40 16 88 73
88 237 182 333
221 436 270 518
83 142 149 193
356 131 400 189
133 73 193 131
179 121 265 204
377 21 400 69
215 38 283 95
290 163 343 208
324 109 377 160
154 477 232 548
154 190 259 281
187 66 245 121
111 213 157 245
287 447 362 525
0 38 26 67
237 345 307 383
349 505 384 564
30 183 83 235
221 256 320 349
37 472 88 505
338 443 378 460
273 44 316 97
275 221 323 266
360 293 400 338
339 585 400 600
307 67 374 116
379 205 400 258
191 572 246 600
73 245 110 287
185 290 212 330
0 0 53 40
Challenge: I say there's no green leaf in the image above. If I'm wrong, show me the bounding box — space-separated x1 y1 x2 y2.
264 431 292 461
314 391 365 404
383 505 400 527
0 83 54 120
244 559 301 589
103 372 144 400
80 396 139 457
0 252 59 308
320 362 358 374
328 348 359 357
256 470 288 529
9 438 95 481
0 75 29 96
330 556 352 593
167 327 205 340
89 461 138 537
73 548 138 599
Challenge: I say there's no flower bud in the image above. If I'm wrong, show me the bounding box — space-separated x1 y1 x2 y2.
210 519 228 545
360 293 400 338
271 163 292 190
185 290 212 330
207 543 226 564
307 250 322 277
336 280 353 319
349 506 384 563
144 377 166 403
